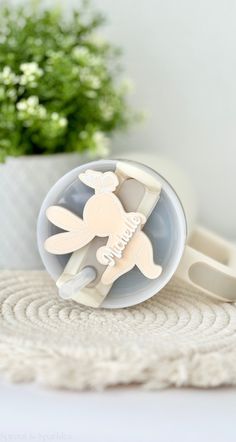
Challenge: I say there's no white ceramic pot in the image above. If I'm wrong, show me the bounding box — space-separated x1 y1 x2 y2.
0 153 86 269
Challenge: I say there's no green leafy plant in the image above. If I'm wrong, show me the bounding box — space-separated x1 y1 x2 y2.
0 1 134 161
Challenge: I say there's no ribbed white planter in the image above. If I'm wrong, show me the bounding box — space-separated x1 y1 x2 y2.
0 153 86 269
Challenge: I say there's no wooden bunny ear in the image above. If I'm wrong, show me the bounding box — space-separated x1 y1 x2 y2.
44 229 95 254
102 172 119 192
46 206 85 231
45 205 95 254
79 169 102 189
79 169 119 193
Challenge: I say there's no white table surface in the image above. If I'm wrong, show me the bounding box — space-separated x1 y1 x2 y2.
0 381 235 442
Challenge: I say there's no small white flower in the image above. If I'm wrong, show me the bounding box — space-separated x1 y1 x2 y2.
16 96 47 120
58 117 67 128
19 75 27 86
38 106 47 118
7 89 17 100
27 96 39 107
80 68 101 90
20 62 37 73
16 101 27 111
72 46 90 61
88 55 102 67
3 66 11 76
0 66 18 85
51 112 59 121
89 76 101 90
19 63 43 84
99 101 114 121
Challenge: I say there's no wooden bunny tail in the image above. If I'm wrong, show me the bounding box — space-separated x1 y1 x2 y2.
135 231 162 279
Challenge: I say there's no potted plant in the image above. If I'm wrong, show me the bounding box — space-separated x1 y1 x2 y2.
0 2 133 269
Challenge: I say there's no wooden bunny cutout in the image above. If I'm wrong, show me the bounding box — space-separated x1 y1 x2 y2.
45 169 162 285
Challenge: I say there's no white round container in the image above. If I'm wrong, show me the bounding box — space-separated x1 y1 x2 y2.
37 158 187 307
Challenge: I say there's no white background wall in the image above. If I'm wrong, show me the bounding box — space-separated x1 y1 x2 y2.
90 0 236 239
14 0 236 238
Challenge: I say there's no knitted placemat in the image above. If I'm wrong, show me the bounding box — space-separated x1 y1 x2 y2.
0 270 236 390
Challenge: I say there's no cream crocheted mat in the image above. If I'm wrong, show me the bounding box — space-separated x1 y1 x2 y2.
0 270 236 390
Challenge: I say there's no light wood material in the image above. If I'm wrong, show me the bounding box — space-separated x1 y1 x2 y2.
45 168 162 306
